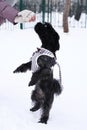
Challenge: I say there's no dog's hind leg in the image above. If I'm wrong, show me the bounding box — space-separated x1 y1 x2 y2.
39 96 54 124
30 87 45 112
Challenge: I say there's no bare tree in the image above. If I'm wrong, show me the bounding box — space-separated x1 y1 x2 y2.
63 0 71 33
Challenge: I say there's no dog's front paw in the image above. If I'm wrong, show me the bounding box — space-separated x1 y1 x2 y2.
13 67 23 73
30 103 41 112
30 108 36 112
13 68 20 73
13 64 27 73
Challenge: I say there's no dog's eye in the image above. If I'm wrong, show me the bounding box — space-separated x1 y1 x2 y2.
44 24 47 28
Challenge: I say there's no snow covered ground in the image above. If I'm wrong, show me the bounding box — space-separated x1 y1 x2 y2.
0 26 87 130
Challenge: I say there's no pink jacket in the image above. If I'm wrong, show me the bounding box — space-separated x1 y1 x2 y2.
0 0 19 25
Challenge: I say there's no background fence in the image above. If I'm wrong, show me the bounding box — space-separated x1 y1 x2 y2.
0 0 87 30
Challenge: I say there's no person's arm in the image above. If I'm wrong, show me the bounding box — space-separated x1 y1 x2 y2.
0 0 18 24
0 0 36 25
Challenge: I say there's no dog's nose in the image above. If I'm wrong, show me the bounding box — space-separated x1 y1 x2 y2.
34 22 43 32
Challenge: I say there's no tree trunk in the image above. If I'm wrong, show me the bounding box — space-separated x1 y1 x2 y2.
63 0 71 33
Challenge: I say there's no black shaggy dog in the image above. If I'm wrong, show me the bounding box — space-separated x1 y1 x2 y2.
13 22 62 124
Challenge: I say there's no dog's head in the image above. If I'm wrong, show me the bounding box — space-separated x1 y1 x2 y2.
34 22 60 55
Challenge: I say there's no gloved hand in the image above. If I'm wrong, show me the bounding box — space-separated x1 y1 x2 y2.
14 10 36 23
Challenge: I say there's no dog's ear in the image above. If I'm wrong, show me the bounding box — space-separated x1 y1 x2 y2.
44 22 60 41
44 22 60 51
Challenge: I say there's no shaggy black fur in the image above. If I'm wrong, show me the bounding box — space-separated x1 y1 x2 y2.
13 22 62 124
35 22 60 56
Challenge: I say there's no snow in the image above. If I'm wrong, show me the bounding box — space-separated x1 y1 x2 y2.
0 27 87 130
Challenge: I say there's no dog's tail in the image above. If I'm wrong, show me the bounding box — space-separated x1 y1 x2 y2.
53 61 63 95
53 79 62 95
56 62 62 86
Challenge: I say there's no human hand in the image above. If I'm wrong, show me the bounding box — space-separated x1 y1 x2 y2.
14 10 36 23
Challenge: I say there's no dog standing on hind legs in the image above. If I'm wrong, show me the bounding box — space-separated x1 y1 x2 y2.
13 22 62 124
